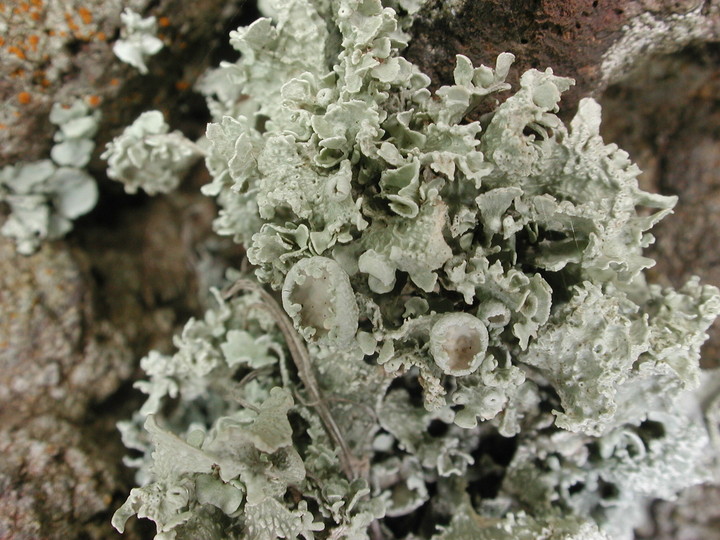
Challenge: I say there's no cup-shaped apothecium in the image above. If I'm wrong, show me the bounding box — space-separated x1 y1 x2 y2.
282 256 359 347
430 313 489 376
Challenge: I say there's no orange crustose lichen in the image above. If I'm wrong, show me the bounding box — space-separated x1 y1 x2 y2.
8 46 26 60
78 6 93 25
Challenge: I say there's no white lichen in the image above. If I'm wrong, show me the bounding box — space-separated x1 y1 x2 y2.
601 5 713 85
102 110 201 195
281 256 359 346
113 8 164 75
0 100 99 254
110 1 720 538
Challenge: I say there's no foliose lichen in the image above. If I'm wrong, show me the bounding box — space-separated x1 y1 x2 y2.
102 110 201 195
113 8 164 75
0 100 99 254
110 1 720 539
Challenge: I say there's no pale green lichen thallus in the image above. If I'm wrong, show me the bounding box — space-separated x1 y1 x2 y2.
110 1 720 539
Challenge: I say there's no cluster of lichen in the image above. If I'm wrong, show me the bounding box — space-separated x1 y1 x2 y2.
0 100 99 254
106 1 720 539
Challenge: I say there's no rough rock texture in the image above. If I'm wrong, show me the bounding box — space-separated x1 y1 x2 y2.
0 0 246 535
0 0 248 167
0 237 135 540
0 233 135 540
0 236 131 425
599 43 720 365
0 416 134 540
0 182 232 539
0 0 719 539
405 0 720 116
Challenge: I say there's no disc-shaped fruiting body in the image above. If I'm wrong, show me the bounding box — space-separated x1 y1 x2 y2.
282 256 359 347
430 313 489 376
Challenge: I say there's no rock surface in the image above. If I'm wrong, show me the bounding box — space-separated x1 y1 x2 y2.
0 0 248 167
0 185 230 539
406 0 720 115
599 43 720 365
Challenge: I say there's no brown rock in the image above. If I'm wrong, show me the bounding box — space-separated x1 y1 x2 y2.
405 0 719 116
0 416 129 540
599 43 720 364
0 0 247 167
0 236 133 426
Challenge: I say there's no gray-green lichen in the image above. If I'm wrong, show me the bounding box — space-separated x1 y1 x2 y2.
0 100 99 254
113 8 164 75
600 3 716 86
102 110 201 195
111 0 720 538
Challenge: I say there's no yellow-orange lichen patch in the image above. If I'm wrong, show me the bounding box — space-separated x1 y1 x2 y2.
0 37 4 46
8 46 26 60
28 35 39 52
64 12 79 32
78 6 92 25
95 31 106 41
31 70 49 88
87 95 101 107
158 16 170 27
30 10 41 21
175 80 190 91
30 0 43 6
18 92 32 105
110 78 120 86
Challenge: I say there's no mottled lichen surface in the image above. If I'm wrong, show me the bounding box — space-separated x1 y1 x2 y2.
1 0 720 539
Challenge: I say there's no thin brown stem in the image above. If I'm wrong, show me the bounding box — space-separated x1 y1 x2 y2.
222 279 358 480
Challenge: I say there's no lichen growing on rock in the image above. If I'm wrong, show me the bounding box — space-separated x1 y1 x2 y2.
13 0 709 539
0 100 99 254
